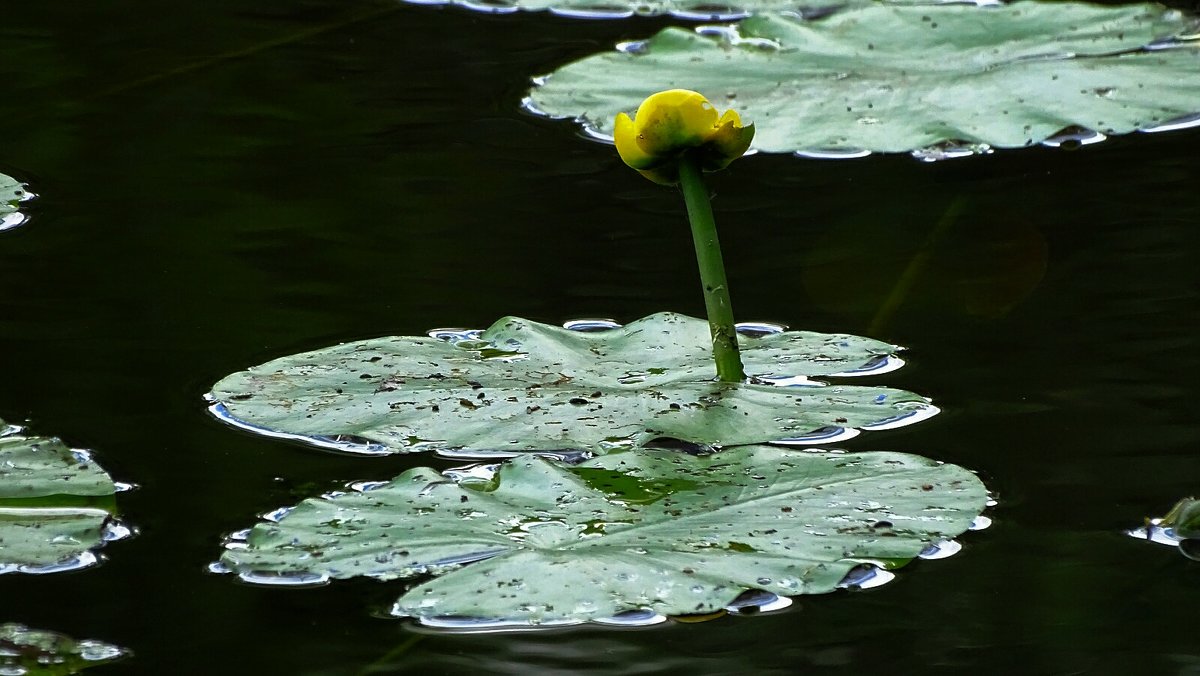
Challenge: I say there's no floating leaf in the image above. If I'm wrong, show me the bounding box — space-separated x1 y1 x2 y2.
396 0 979 20
0 623 129 675
0 421 130 574
208 313 933 458
405 0 984 19
0 433 115 500
528 2 1200 156
217 445 987 627
1128 497 1200 560
1 173 32 232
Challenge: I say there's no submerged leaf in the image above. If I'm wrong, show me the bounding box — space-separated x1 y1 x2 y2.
218 445 987 627
0 623 129 675
0 421 129 574
529 2 1200 155
209 313 932 458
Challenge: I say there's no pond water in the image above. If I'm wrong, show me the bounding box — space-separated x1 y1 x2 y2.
2 0 1199 673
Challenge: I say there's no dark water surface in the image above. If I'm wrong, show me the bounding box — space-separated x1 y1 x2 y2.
2 1 1199 674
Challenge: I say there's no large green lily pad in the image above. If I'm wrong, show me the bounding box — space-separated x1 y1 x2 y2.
1 173 31 231
217 445 986 627
404 0 969 20
0 421 129 574
0 623 129 675
528 1 1200 155
208 313 933 458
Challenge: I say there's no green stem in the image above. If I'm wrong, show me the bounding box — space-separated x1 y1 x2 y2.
677 153 745 382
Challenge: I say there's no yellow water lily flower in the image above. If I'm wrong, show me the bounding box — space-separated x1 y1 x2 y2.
614 89 754 185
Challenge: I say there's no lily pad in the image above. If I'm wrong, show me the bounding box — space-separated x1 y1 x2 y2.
0 421 130 574
217 445 987 627
527 2 1200 156
401 0 977 20
1 173 32 232
208 313 934 458
1128 497 1200 561
0 623 129 675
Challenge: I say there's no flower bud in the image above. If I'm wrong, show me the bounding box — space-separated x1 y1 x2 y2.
614 89 754 185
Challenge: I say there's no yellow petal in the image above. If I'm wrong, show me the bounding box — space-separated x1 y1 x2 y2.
634 89 713 127
634 89 719 158
717 108 743 129
701 116 755 172
614 112 656 170
638 165 680 186
613 89 753 184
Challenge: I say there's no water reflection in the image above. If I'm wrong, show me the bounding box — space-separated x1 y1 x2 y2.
205 401 393 456
911 141 993 162
1142 111 1200 134
1041 126 1107 149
